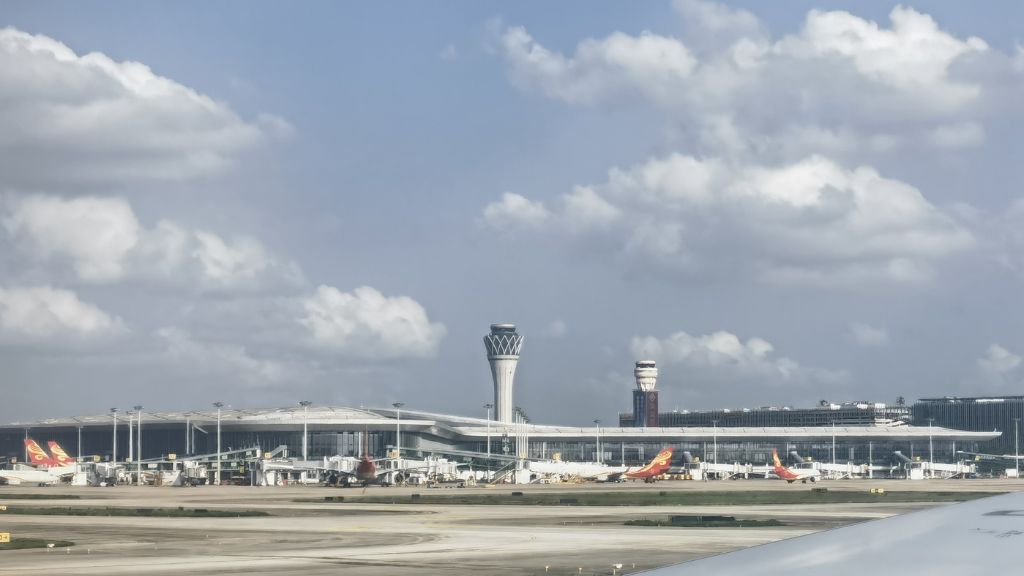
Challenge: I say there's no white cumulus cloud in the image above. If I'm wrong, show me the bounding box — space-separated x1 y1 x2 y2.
0 285 124 341
631 329 845 386
483 154 973 284
299 285 446 359
482 192 551 230
0 27 288 186
4 194 302 291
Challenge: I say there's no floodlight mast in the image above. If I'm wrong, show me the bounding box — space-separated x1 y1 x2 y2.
213 402 224 485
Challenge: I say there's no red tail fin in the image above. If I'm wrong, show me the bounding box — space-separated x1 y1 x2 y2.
626 447 674 478
47 441 76 466
24 439 57 467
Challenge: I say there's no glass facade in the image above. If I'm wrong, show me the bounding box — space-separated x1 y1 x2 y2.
913 397 1024 452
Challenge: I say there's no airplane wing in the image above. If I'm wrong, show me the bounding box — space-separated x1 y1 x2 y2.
639 491 1024 575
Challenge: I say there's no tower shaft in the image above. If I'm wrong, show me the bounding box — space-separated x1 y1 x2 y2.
484 324 524 425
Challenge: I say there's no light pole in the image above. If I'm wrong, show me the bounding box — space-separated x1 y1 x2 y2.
299 401 312 460
928 418 934 479
831 421 836 466
392 402 404 459
712 420 718 467
213 402 224 485
1015 418 1020 479
484 403 493 481
593 419 601 463
127 412 134 467
110 408 118 465
134 405 143 486
77 426 82 461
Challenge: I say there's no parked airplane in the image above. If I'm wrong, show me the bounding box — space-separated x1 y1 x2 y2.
23 438 57 467
0 440 75 485
622 447 675 482
47 441 76 466
771 448 820 483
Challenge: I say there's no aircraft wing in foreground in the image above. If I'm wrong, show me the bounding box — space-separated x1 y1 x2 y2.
639 491 1024 575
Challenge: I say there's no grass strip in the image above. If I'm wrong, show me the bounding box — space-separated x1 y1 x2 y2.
0 538 74 551
2 506 268 517
0 493 81 500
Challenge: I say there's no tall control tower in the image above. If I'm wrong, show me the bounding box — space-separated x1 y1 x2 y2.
632 360 659 427
484 324 524 424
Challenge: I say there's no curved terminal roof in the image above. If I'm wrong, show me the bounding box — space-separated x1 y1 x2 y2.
0 405 1001 443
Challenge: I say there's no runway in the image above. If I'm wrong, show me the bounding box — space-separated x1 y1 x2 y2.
0 479 1019 575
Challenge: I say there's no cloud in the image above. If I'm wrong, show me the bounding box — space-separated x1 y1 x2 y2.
673 0 760 36
775 7 987 110
4 194 303 290
978 344 1022 375
156 326 286 385
0 285 124 341
482 192 550 230
498 6 1007 162
483 154 973 284
299 285 446 359
3 194 139 282
502 26 696 105
631 329 846 386
849 322 890 347
0 27 288 186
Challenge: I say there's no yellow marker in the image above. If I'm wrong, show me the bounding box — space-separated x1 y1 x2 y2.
0 533 10 543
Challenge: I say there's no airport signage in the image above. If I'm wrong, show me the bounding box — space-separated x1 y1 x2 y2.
167 453 177 460
0 533 9 543
0 505 7 511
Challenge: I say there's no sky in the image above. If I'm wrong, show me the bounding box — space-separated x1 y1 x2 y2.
1 1 1023 425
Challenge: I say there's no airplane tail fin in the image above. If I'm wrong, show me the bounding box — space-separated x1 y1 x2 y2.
24 439 57 467
772 448 785 469
47 441 76 465
627 447 675 477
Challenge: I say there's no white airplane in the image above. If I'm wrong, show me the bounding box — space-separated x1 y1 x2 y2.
771 448 821 483
0 465 73 486
639 491 1024 574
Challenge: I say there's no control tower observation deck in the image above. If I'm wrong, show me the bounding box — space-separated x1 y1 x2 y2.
484 324 524 424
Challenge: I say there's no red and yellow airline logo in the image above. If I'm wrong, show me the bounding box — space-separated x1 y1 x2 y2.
48 441 75 466
23 439 55 467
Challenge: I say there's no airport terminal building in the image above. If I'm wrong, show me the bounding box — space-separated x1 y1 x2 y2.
0 404 1000 469
0 326 1006 471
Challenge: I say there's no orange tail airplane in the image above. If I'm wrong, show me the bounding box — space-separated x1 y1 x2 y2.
23 439 57 467
771 448 820 483
624 447 674 482
47 441 76 466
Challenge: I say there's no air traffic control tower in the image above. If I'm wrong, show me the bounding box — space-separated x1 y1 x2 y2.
633 360 659 427
484 324 524 424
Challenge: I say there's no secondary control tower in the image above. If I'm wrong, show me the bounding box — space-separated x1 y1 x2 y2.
633 360 659 427
484 324 524 424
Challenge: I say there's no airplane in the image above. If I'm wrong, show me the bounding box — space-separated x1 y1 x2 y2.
771 448 820 483
622 447 675 482
0 440 75 485
324 431 424 487
530 448 675 483
47 441 76 466
639 490 1024 575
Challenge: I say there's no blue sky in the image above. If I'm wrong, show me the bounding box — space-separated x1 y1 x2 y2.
1 1 1023 424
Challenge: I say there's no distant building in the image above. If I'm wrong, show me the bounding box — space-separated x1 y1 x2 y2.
619 401 911 429
913 396 1024 452
632 361 659 427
